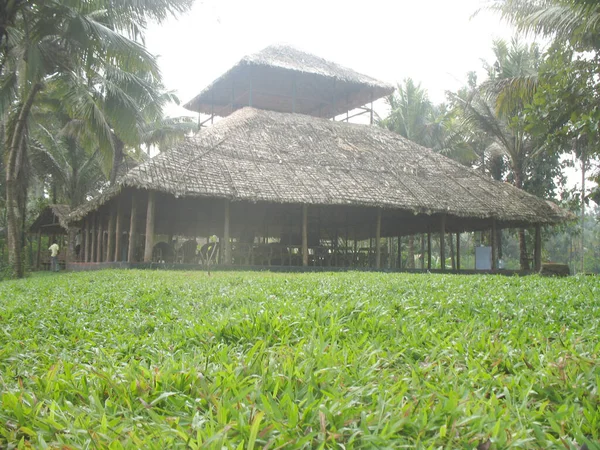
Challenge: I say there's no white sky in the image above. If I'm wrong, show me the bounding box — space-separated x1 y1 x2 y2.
146 0 515 118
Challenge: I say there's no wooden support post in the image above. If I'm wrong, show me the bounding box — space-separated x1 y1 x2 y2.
91 214 96 263
223 199 231 265
369 90 374 125
456 233 461 271
302 204 308 267
143 191 155 263
491 219 497 271
36 230 42 269
398 236 402 269
80 222 85 262
96 218 103 263
248 67 253 107
67 226 77 263
114 201 123 262
106 206 116 262
420 234 425 269
534 223 542 272
440 215 446 271
375 209 382 269
292 74 297 113
85 218 91 262
128 195 138 263
353 230 358 268
427 230 432 270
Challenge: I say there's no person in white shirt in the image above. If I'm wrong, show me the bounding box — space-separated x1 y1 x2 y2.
49 241 60 272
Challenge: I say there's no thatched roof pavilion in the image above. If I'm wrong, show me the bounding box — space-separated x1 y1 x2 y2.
67 45 570 272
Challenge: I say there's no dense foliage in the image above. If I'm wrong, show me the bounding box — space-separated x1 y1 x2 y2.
1 271 598 448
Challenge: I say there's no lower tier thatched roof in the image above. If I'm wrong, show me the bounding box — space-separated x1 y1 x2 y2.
70 107 570 227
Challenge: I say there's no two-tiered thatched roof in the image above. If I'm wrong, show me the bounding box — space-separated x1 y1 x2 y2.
184 45 394 119
69 107 568 229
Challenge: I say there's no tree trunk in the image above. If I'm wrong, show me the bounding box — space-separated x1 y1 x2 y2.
6 83 43 278
518 229 529 271
514 168 529 270
110 138 124 185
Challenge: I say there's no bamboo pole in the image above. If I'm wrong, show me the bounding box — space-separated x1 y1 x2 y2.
128 194 138 262
302 205 308 267
143 191 155 263
375 209 381 269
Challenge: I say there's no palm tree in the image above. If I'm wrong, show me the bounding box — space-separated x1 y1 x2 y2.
489 0 600 45
379 79 436 268
0 0 193 278
30 124 105 208
456 39 543 269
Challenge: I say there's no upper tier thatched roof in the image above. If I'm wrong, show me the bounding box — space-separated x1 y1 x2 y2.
183 45 394 119
70 108 570 228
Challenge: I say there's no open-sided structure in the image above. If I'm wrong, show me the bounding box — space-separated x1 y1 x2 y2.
66 45 570 272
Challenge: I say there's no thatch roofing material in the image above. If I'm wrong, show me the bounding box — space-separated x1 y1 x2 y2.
183 45 394 118
29 205 72 233
70 107 569 227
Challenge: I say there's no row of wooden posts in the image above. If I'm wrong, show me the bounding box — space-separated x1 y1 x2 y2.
70 192 543 271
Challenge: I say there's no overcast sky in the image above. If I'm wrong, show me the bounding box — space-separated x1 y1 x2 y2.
146 0 516 118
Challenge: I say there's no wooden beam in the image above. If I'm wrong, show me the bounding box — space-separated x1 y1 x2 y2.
114 200 123 262
302 204 308 266
534 223 542 272
143 191 155 263
375 209 381 269
456 233 461 271
491 219 497 270
440 215 446 271
223 199 231 265
128 194 138 262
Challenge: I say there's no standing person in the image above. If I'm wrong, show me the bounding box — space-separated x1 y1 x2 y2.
49 240 60 272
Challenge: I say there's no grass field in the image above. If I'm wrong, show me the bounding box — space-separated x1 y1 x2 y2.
0 271 598 449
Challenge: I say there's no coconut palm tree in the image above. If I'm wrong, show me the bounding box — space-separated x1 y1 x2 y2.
0 0 193 278
457 39 544 269
489 0 600 45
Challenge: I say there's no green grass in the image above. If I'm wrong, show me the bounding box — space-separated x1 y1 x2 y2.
0 271 599 449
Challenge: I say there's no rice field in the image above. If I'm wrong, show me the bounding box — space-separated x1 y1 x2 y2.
0 270 598 449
